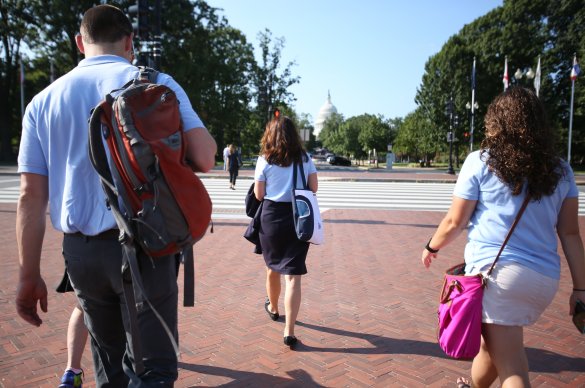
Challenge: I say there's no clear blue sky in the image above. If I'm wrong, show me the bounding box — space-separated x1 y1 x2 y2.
207 0 503 123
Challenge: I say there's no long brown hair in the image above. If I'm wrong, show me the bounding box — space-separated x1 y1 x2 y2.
481 86 562 200
260 115 306 167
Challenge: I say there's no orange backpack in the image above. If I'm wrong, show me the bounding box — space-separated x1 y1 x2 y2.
88 67 211 257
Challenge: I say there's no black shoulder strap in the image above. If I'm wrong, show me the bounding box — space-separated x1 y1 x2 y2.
138 66 159 83
292 156 308 190
182 248 195 307
87 103 134 241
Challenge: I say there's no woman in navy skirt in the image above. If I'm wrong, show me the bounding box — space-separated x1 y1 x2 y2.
254 112 318 348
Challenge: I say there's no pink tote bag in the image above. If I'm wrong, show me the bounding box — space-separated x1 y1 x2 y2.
438 263 484 359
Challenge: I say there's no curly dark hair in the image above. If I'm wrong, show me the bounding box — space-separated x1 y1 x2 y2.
260 115 307 167
480 86 562 200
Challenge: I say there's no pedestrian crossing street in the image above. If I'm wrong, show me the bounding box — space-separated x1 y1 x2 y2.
2 178 585 217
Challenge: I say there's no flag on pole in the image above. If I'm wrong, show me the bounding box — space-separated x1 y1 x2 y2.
570 54 580 81
503 56 509 91
534 56 541 97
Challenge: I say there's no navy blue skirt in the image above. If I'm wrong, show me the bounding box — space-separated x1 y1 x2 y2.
259 200 309 275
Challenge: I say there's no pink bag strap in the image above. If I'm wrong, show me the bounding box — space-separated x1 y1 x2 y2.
485 195 531 277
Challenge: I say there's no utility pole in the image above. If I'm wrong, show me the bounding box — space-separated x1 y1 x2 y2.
127 0 162 69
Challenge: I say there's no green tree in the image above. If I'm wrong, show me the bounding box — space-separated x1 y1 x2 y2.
356 114 391 156
0 0 40 160
415 0 585 163
159 0 255 155
319 112 344 154
33 0 99 67
240 29 300 156
386 117 402 148
394 108 436 164
542 0 585 163
251 29 300 126
415 34 474 160
339 116 365 160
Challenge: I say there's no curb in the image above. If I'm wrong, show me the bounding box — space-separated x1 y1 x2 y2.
3 166 584 185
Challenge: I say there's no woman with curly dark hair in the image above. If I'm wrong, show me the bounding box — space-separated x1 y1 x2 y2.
254 112 318 349
421 87 585 388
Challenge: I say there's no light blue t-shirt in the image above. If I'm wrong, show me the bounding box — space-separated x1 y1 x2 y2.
454 151 579 279
18 55 205 235
254 155 317 202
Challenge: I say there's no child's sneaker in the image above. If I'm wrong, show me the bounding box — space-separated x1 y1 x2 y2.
59 368 83 388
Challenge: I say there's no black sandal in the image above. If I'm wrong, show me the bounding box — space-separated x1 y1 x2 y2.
456 377 471 388
264 297 279 321
283 336 297 349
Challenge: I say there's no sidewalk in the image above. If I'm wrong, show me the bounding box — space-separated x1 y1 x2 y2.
1 200 584 386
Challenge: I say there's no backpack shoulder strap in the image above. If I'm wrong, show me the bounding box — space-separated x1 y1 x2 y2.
138 66 159 84
298 160 307 189
87 101 134 242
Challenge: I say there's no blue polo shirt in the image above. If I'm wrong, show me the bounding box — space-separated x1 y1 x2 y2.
455 151 579 279
18 55 205 235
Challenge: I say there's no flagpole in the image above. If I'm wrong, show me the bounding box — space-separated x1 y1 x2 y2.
503 56 509 92
568 77 575 163
568 52 580 164
470 56 476 151
20 59 25 120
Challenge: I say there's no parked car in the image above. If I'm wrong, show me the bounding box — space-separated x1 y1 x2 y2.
328 156 351 166
241 157 256 167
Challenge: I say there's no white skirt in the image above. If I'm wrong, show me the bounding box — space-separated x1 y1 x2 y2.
466 261 559 326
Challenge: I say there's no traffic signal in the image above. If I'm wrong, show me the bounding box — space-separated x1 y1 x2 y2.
464 132 469 139
128 0 149 39
444 99 454 116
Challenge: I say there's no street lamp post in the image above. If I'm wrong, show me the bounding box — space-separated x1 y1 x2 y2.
453 114 461 167
466 101 479 152
445 97 455 175
514 67 535 85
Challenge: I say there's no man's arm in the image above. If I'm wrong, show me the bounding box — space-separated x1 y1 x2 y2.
16 173 49 326
185 127 217 173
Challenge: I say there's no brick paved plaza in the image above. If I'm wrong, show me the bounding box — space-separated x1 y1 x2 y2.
0 168 584 387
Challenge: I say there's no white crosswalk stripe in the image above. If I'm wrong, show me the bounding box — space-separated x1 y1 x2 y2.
203 179 585 216
0 186 19 202
1 178 584 217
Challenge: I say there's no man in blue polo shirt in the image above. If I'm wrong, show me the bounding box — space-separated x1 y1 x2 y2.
15 4 216 387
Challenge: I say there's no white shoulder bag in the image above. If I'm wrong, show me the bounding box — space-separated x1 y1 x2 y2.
290 160 324 245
